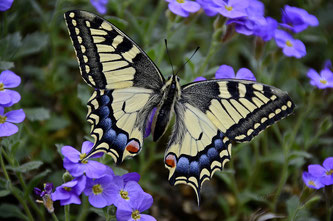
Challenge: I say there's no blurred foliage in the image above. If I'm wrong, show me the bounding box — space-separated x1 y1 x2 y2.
0 0 333 220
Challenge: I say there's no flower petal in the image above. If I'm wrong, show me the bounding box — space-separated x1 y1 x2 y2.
169 2 189 17
122 172 140 183
0 0 14 11
0 91 11 105
5 109 25 123
81 141 94 154
215 65 235 79
308 164 326 177
140 214 157 221
193 76 207 82
0 70 21 88
0 122 18 137
84 160 107 178
236 68 256 81
61 146 81 162
88 194 108 208
181 1 201 13
2 89 21 106
323 157 333 170
60 194 81 205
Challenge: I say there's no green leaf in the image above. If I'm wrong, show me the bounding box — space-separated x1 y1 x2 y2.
15 32 48 58
0 32 22 59
45 116 69 131
24 107 50 121
0 190 10 197
0 61 14 70
0 203 28 220
286 195 300 217
9 161 43 173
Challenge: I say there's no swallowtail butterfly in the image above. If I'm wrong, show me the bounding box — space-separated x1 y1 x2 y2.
64 10 295 203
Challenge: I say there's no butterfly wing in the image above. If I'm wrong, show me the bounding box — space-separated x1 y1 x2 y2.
165 79 294 202
64 10 164 90
64 10 164 163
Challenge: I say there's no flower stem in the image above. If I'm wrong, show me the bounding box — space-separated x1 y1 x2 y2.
52 212 59 221
196 27 223 76
64 205 70 221
325 187 332 221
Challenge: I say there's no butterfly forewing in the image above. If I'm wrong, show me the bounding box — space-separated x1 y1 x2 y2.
64 10 164 90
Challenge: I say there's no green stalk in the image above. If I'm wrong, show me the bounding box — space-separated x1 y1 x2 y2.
0 148 34 221
196 27 223 76
64 204 70 221
77 195 89 221
52 212 59 221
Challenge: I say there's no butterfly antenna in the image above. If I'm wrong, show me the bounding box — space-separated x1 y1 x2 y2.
175 46 200 76
165 39 175 76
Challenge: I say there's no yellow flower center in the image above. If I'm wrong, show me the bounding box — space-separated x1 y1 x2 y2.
92 184 103 195
320 79 327 85
131 210 141 220
0 115 6 124
64 187 72 192
0 83 4 91
80 153 88 164
326 169 333 176
120 190 129 200
176 0 184 3
308 180 316 187
286 40 293 47
225 5 233 11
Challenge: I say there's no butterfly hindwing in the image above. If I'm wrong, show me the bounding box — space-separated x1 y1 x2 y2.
165 102 232 201
86 88 161 163
64 10 165 90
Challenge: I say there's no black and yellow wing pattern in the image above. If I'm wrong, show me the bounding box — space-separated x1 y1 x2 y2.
165 80 294 200
64 10 164 163
64 10 295 203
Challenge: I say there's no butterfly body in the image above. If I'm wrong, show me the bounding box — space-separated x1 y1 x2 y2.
64 10 295 202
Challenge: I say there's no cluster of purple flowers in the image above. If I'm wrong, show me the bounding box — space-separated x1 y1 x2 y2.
194 64 256 82
165 0 318 59
303 157 333 190
0 70 25 137
36 141 156 220
307 60 333 89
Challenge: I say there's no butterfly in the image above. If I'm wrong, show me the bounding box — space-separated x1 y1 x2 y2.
64 10 295 203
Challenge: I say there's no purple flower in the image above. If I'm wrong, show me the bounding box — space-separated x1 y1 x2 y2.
84 174 114 208
307 68 333 89
196 0 219 16
302 171 325 190
0 0 14 11
213 0 248 19
308 157 333 186
116 191 155 221
281 5 319 33
0 107 25 137
0 70 21 107
90 0 108 14
109 176 145 207
34 183 54 213
215 64 256 81
62 141 107 178
166 0 201 17
52 175 86 205
274 30 306 58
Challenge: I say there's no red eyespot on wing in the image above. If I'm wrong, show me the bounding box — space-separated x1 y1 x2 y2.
165 154 177 168
125 140 140 153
